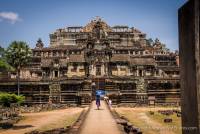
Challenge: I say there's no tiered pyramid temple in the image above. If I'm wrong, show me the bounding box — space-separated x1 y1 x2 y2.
0 17 180 105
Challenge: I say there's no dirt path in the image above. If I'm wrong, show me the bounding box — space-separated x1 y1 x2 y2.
0 108 83 134
79 101 122 134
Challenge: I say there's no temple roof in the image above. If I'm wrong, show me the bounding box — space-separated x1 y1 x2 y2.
82 17 113 32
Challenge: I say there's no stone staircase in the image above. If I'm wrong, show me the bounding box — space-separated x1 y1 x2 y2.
136 78 147 104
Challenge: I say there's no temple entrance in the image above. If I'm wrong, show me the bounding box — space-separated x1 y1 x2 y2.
96 65 101 76
55 70 58 77
139 70 142 77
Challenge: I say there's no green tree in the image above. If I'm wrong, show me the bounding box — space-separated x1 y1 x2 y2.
0 92 25 107
0 46 13 72
0 46 5 58
0 59 13 72
5 41 32 95
146 38 154 46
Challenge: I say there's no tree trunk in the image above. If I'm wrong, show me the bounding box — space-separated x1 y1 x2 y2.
17 68 20 96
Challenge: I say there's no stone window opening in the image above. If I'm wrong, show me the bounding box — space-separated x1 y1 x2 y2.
54 70 58 78
71 63 78 72
64 51 67 56
53 51 56 57
139 70 143 76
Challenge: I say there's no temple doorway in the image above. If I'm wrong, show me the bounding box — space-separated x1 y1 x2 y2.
96 65 101 76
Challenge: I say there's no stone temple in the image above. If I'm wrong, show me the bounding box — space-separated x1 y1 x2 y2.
0 17 180 105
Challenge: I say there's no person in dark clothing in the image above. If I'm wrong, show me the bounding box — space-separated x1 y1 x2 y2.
96 94 101 110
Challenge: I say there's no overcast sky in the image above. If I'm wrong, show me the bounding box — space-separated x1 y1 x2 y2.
0 0 186 51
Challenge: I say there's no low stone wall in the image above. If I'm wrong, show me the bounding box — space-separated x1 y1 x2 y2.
117 102 180 108
0 107 19 120
19 104 70 113
117 103 137 107
0 105 21 129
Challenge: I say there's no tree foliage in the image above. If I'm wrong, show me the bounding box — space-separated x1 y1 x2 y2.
5 41 32 95
146 38 154 46
0 46 13 72
5 41 32 69
0 59 14 72
0 92 25 107
0 46 5 58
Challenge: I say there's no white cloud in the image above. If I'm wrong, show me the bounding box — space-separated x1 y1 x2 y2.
0 12 22 24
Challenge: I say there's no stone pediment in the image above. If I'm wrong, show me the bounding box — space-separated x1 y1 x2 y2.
82 17 112 33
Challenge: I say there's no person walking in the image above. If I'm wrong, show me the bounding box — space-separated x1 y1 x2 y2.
96 94 101 110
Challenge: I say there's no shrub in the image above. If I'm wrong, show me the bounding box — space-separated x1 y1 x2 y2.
0 92 25 107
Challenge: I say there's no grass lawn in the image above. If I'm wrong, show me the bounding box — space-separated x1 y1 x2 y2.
115 107 181 134
147 110 182 134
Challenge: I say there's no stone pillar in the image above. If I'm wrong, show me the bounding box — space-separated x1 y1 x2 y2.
52 71 55 78
153 69 156 77
90 64 95 76
105 63 108 76
101 64 105 76
136 69 139 76
93 65 96 76
179 0 199 133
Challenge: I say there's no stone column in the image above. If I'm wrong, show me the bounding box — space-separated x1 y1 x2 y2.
52 70 55 78
179 0 199 133
90 64 95 76
101 64 105 76
105 63 108 76
136 68 139 76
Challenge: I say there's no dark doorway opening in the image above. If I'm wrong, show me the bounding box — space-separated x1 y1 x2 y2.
139 70 142 77
55 71 58 77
